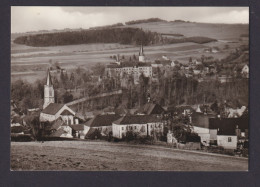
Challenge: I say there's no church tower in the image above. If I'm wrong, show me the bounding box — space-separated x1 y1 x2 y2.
43 69 55 109
139 44 145 62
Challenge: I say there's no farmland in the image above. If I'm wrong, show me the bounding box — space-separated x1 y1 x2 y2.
11 141 248 171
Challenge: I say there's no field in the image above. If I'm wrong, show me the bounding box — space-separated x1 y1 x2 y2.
11 21 248 83
11 141 248 171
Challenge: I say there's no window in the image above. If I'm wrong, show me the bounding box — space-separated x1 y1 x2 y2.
134 126 136 130
122 127 124 130
228 137 232 142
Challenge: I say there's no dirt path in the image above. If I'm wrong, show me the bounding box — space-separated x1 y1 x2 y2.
11 141 248 171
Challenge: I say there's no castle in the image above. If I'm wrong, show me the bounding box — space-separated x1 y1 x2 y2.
105 45 152 84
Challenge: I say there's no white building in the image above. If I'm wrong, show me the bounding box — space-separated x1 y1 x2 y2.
112 115 164 139
43 69 55 109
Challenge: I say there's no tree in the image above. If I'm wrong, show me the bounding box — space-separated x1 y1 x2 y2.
62 92 73 103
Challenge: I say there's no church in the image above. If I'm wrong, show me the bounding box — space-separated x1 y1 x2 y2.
40 69 77 125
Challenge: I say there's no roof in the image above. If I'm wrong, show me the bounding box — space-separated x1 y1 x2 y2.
209 117 249 135
50 118 64 130
46 69 53 86
107 61 151 69
70 124 84 131
60 109 74 116
136 103 165 115
113 115 162 125
50 128 66 137
41 103 65 115
84 114 121 127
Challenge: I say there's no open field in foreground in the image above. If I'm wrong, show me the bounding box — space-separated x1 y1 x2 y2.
11 141 248 171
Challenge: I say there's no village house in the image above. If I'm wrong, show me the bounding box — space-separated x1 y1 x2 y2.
191 112 248 149
83 114 121 139
112 115 164 139
241 64 249 78
45 117 73 138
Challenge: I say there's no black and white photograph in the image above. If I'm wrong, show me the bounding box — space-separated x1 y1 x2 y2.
10 6 249 171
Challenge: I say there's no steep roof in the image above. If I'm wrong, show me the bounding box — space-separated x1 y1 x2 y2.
60 109 74 116
70 124 84 131
46 69 53 86
84 114 121 127
41 103 65 115
113 115 162 125
136 103 165 115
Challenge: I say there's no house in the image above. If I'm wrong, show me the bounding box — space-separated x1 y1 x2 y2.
190 112 216 145
70 124 85 138
47 117 73 138
40 103 76 124
191 113 248 148
241 64 249 78
112 115 164 139
136 103 165 115
210 117 249 149
83 114 121 138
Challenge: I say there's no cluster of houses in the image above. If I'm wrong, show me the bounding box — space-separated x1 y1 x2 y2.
104 45 249 86
11 45 249 152
12 69 246 151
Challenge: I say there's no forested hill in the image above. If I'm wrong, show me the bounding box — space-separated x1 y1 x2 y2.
13 27 217 47
13 28 162 47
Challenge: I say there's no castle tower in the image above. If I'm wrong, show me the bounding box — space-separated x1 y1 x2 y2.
43 69 55 109
139 44 145 62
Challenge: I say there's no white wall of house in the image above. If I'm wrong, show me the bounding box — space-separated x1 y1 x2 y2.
192 126 211 145
112 122 163 139
210 129 218 141
217 135 237 149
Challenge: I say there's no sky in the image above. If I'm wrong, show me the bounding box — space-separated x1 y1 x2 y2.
11 7 249 33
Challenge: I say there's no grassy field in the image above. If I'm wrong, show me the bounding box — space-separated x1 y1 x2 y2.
11 141 248 171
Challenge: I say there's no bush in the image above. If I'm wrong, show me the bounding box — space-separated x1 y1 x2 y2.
11 134 33 142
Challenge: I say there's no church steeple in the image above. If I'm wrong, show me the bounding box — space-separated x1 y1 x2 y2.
138 44 145 62
43 69 55 109
46 69 52 86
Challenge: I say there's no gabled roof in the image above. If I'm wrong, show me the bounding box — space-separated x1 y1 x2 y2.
113 115 162 125
41 103 65 115
84 114 121 127
136 103 165 115
60 109 74 116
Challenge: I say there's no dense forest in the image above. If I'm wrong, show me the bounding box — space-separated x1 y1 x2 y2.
13 27 217 47
13 28 162 47
125 18 166 25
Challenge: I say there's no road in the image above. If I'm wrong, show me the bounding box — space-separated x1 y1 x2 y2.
11 141 248 171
